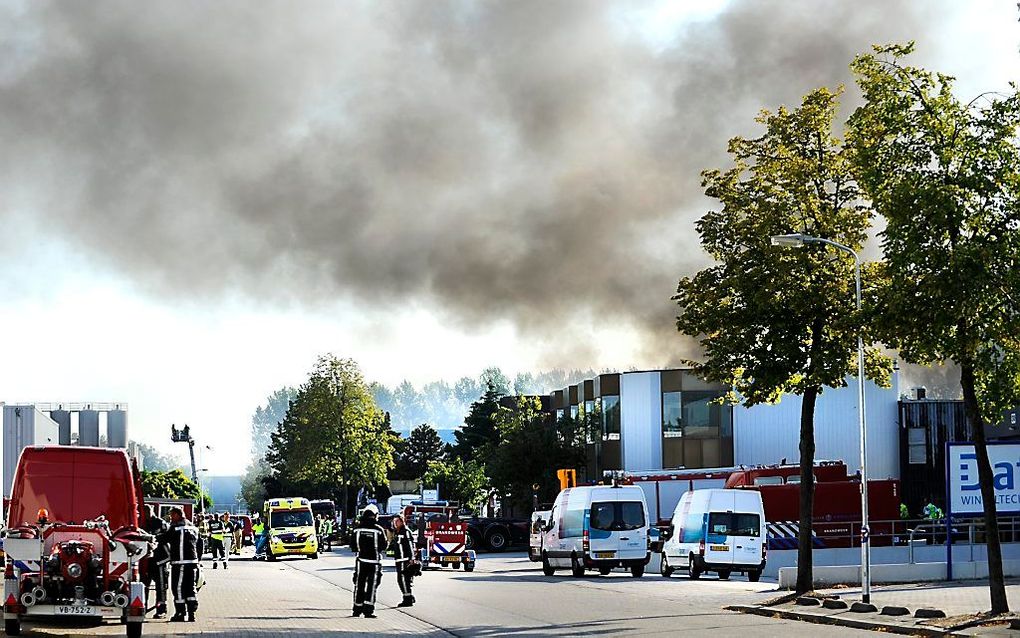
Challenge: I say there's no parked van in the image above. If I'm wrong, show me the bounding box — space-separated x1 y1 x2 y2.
528 509 551 561
660 488 765 581
540 485 650 578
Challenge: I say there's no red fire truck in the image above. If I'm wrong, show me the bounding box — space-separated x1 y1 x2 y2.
620 461 901 549
3 446 151 637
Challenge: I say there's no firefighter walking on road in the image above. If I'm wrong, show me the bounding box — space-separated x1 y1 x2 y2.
163 507 200 623
208 512 233 569
390 514 417 607
351 505 387 618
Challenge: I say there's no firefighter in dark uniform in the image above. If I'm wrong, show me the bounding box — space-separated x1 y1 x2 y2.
390 514 417 607
207 512 232 569
162 507 200 622
142 505 170 618
351 504 387 618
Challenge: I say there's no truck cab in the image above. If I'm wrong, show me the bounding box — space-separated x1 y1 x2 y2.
263 498 318 560
3 446 150 637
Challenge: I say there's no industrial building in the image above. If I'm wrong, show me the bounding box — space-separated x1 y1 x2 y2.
547 367 902 482
2 402 130 498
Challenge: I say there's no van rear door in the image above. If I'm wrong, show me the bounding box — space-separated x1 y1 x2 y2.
729 511 763 565
704 491 735 565
588 496 646 561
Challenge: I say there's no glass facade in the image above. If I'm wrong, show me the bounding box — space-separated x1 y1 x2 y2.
602 395 620 440
662 391 683 438
681 390 731 439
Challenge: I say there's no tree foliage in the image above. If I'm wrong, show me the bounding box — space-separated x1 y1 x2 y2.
142 468 212 510
266 355 397 502
393 423 447 481
239 456 271 513
848 42 1020 613
250 387 297 460
484 397 589 512
451 382 506 462
675 87 891 593
135 442 182 473
421 456 487 510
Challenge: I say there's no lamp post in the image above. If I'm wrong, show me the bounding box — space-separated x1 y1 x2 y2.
771 233 871 604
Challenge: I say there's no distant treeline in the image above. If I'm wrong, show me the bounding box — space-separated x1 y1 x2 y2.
368 366 604 435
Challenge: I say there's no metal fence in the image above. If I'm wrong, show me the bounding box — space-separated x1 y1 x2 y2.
768 517 1020 550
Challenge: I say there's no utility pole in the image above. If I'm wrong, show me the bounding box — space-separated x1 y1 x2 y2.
171 423 204 516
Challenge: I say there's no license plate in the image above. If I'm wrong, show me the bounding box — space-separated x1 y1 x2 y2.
595 551 615 558
440 556 460 562
710 545 729 551
55 605 95 616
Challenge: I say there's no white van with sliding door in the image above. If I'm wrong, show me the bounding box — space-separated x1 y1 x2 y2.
540 485 650 578
660 488 766 582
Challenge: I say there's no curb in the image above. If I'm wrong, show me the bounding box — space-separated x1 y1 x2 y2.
725 604 958 637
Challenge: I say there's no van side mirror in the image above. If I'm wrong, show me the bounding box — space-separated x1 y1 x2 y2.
663 525 674 541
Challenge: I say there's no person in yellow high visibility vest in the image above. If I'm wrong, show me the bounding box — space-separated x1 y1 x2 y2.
207 512 233 569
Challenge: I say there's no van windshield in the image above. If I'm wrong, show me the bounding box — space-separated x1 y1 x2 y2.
707 512 760 537
590 501 645 532
271 510 313 528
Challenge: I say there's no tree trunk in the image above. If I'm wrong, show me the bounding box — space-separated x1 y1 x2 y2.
795 385 819 594
960 360 1009 613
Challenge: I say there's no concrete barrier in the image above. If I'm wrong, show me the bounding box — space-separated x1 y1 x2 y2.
778 558 1020 589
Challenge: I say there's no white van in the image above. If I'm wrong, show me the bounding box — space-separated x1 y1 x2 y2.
660 488 766 581
540 485 650 578
529 509 551 561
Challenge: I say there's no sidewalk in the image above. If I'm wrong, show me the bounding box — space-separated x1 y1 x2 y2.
729 579 1020 636
19 554 448 637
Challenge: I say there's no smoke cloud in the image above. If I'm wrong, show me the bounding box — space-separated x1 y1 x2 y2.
1 1 950 367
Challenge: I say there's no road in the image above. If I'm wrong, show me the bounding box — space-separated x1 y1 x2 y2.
14 548 879 637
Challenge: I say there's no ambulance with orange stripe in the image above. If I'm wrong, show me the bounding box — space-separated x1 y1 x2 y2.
3 446 150 637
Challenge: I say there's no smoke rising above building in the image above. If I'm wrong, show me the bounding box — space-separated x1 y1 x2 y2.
0 1 953 368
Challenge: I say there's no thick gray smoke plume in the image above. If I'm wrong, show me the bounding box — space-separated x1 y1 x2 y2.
1 1 949 366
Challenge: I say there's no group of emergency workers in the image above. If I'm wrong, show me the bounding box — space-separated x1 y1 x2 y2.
142 508 237 622
142 502 422 622
350 504 419 618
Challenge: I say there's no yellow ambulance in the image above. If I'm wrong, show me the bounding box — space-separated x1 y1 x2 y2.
264 497 319 560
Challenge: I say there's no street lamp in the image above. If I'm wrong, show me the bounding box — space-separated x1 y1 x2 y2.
771 233 871 605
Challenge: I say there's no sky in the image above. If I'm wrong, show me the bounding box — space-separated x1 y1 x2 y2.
1 1 1017 475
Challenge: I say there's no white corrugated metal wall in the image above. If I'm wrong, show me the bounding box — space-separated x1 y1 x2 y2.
733 371 901 479
620 371 663 472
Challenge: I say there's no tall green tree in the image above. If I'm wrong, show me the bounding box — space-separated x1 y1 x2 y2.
451 382 506 462
250 387 297 460
675 87 891 594
849 43 1020 613
266 355 396 507
485 397 588 512
396 423 447 481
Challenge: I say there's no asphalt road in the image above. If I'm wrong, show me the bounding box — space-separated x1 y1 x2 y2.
285 549 877 637
11 548 880 636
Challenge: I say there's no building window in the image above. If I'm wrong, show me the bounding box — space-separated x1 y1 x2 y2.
601 395 620 440
556 409 564 421
681 391 728 439
570 405 578 420
907 428 927 464
584 400 596 444
662 391 683 438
